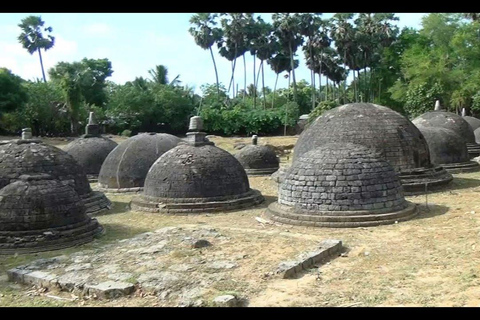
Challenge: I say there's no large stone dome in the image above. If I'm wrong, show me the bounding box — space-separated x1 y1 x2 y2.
131 117 264 213
63 137 118 180
415 126 480 173
0 138 111 216
97 132 181 193
291 103 452 194
412 109 480 158
234 136 279 175
0 174 103 254
266 143 417 228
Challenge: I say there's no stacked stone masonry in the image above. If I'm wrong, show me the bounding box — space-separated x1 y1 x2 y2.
266 143 418 228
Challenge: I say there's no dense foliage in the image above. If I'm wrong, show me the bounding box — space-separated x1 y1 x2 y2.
2 13 480 137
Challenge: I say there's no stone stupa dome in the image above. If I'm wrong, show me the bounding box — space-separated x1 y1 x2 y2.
131 116 264 213
234 135 279 175
63 112 118 181
414 125 480 173
97 132 181 193
265 143 417 228
0 173 104 254
0 131 111 216
463 116 480 132
412 101 480 158
289 102 452 194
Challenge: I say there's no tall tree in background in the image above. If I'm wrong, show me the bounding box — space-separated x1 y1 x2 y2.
189 13 223 96
272 13 304 103
17 15 55 83
148 64 180 86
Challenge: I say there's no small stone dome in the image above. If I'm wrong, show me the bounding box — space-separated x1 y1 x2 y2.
412 111 476 144
412 102 480 158
234 136 279 175
63 137 118 180
266 143 417 227
463 115 480 132
415 126 480 173
291 102 452 194
475 127 480 144
0 174 103 254
63 111 118 180
97 132 181 193
0 138 111 216
131 118 264 213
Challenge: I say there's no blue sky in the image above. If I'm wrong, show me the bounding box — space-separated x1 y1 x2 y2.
0 13 428 95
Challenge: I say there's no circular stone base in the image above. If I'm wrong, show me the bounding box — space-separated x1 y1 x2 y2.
96 186 144 194
467 143 480 159
440 161 480 174
245 167 279 176
399 166 453 195
130 189 264 214
265 201 418 228
86 174 98 183
0 219 104 255
82 191 112 216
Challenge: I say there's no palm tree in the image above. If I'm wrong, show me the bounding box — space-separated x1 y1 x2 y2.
17 15 55 83
299 13 323 111
255 24 277 109
148 65 180 86
189 13 223 96
218 13 250 98
331 13 356 102
272 13 304 104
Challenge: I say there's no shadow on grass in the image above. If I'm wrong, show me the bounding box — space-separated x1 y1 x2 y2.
256 195 278 208
91 200 132 217
440 177 480 192
410 203 450 221
96 222 152 242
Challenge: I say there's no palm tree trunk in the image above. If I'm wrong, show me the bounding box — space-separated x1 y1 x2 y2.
243 54 246 101
209 47 220 97
261 62 266 109
38 48 46 83
253 54 257 108
311 68 316 110
272 73 279 109
289 45 298 103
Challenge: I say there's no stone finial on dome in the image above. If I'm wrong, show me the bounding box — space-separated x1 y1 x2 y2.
84 112 100 137
434 100 442 111
185 116 214 147
252 135 258 145
21 128 32 140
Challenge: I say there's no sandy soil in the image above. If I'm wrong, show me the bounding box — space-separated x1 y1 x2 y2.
0 135 480 307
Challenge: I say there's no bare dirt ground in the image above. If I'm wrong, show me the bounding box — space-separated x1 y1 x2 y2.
1 134 480 307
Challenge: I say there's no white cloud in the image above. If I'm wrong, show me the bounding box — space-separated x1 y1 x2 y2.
82 23 115 37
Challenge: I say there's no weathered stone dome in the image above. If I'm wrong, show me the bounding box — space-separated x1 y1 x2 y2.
0 138 111 215
131 117 264 214
63 137 118 180
63 111 118 180
475 127 480 144
463 115 480 132
412 110 480 158
234 136 279 175
266 143 417 228
97 132 181 193
0 174 103 254
291 103 452 194
415 126 480 173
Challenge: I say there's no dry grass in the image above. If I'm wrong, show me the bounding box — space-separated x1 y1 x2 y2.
1 134 480 307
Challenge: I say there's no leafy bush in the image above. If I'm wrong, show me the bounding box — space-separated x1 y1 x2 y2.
121 129 132 137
